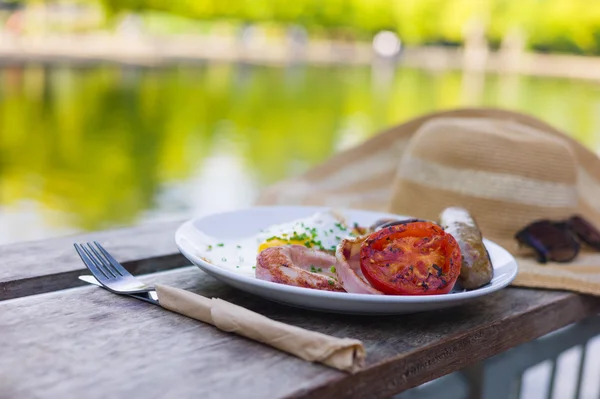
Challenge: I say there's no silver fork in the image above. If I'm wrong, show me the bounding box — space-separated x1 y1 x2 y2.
74 241 159 304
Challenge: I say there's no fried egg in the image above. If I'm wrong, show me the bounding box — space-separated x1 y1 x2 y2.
194 210 357 278
255 210 351 253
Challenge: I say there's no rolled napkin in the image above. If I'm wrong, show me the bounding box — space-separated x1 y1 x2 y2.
154 284 366 372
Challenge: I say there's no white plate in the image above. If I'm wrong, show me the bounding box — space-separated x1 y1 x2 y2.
175 206 518 315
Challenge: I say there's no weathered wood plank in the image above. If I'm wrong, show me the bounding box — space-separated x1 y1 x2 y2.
3 266 600 399
0 221 187 300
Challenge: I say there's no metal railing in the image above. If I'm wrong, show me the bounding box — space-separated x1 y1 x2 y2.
396 315 600 399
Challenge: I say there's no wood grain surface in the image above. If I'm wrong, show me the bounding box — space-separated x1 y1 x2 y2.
3 266 600 399
0 221 187 300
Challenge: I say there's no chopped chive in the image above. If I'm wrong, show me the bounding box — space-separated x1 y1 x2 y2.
334 222 347 231
207 245 213 251
328 280 334 286
252 266 256 269
236 245 241 249
330 266 336 273
217 243 224 247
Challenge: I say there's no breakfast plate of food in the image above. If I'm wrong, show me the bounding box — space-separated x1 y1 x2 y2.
175 206 518 315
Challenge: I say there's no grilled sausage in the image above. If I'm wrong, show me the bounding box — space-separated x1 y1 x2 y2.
440 207 493 290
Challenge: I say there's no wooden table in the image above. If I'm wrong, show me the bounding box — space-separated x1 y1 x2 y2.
3 221 600 399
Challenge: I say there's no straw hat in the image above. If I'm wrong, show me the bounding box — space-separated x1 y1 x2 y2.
256 108 600 295
389 116 599 252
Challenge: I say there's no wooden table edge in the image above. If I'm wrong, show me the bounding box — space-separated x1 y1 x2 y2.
284 291 600 398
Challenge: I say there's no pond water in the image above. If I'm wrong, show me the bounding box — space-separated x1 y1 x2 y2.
1 63 600 244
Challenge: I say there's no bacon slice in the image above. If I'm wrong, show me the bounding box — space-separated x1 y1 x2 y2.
335 237 383 295
256 245 345 292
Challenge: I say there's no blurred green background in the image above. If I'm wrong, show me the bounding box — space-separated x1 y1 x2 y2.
1 0 600 244
99 0 600 55
5 0 600 55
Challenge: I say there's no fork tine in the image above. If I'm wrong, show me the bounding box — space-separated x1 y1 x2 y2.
74 243 110 279
81 242 117 279
94 242 138 280
75 242 151 294
85 243 119 278
81 244 116 278
91 242 130 278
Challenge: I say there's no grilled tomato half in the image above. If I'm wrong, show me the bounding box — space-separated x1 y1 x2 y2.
359 221 462 295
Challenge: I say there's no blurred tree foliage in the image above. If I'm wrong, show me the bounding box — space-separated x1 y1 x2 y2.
1 64 599 233
98 0 600 55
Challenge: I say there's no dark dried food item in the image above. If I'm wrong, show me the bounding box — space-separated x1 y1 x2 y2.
515 220 580 263
567 215 600 250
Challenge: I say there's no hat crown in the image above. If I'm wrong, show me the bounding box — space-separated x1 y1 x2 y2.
390 117 580 250
409 118 578 184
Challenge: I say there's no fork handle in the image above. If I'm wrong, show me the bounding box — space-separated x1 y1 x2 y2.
130 291 160 305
